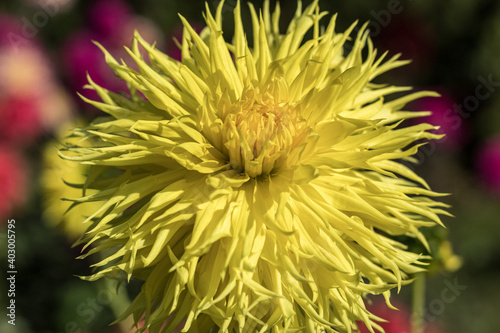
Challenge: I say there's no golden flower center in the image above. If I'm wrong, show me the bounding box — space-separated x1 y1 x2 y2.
222 95 309 178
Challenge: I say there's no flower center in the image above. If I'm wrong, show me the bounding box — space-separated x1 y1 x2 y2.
221 91 309 178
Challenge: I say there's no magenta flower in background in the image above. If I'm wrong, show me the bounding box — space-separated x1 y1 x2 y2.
62 0 163 105
377 15 468 150
88 0 132 39
0 148 28 221
62 30 126 103
476 136 500 194
411 92 468 149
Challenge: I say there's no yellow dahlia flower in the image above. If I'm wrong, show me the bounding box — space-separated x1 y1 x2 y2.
61 1 449 332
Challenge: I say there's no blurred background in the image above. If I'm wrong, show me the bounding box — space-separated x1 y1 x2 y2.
0 0 499 332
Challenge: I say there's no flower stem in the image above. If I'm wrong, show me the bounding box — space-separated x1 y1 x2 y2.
411 272 426 333
101 278 134 333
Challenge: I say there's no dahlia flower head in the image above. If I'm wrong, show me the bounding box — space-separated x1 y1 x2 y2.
61 1 449 332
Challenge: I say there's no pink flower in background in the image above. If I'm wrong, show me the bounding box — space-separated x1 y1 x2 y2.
0 14 23 48
412 92 468 149
476 136 500 194
23 0 76 12
62 0 163 105
0 148 28 220
0 42 52 96
0 16 73 143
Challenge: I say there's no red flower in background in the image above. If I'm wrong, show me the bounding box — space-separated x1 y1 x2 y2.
0 94 42 146
357 300 444 333
0 148 28 221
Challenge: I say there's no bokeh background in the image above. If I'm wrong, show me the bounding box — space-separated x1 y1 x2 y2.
0 0 499 332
